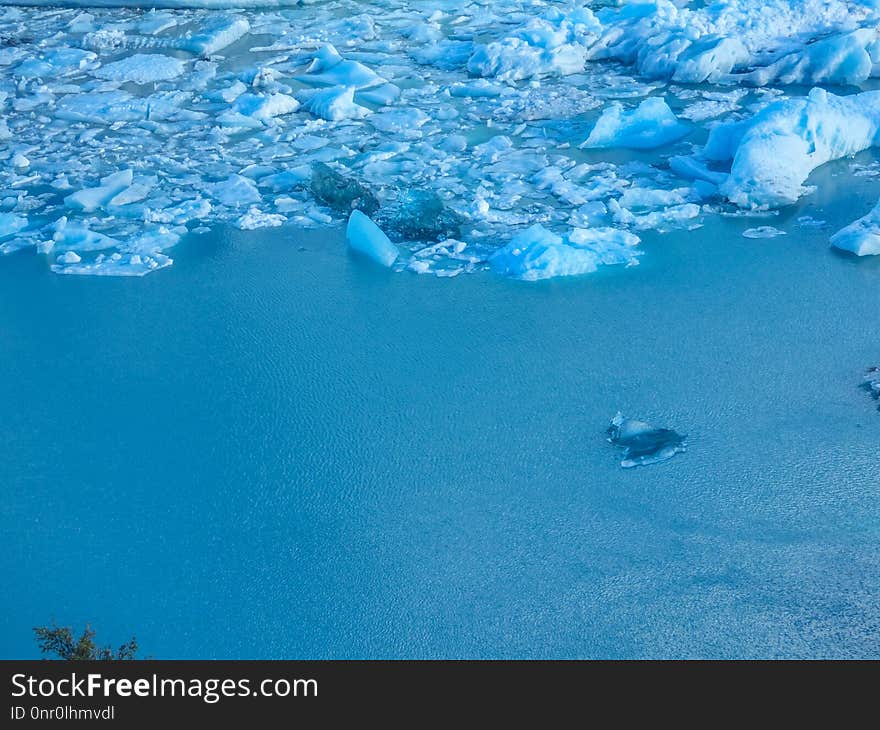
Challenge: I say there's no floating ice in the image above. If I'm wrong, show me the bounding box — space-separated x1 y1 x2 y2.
177 17 249 57
490 224 640 281
583 98 688 150
65 170 134 213
346 210 399 268
831 201 880 255
93 54 185 84
705 88 880 208
52 252 173 277
6 3 880 280
0 213 27 240
743 226 786 239
607 413 687 469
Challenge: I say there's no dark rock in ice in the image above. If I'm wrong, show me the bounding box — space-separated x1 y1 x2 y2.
607 412 686 468
309 162 379 216
381 189 465 241
861 367 880 409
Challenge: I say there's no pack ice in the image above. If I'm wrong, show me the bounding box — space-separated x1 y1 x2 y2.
1 2 880 280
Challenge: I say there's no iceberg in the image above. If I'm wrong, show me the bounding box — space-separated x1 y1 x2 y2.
607 413 686 468
706 89 880 208
490 224 640 281
346 210 399 268
583 98 689 150
830 200 880 255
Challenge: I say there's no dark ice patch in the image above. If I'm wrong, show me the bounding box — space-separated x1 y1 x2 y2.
309 162 379 216
607 412 686 468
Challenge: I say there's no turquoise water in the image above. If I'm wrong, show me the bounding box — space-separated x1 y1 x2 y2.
2 156 879 658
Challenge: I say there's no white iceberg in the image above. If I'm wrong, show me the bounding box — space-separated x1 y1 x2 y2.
706 88 880 208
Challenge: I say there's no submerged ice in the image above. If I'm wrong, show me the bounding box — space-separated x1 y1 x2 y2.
607 413 687 469
2 2 880 279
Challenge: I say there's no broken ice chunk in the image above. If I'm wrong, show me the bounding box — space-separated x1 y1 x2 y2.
607 413 686 468
309 162 379 216
346 210 399 267
583 98 689 150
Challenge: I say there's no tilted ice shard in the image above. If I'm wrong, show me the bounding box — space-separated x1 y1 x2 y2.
705 88 880 208
607 413 687 469
346 210 399 268
583 98 689 150
831 200 880 255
